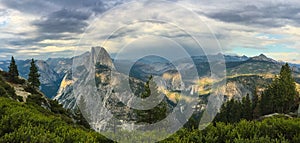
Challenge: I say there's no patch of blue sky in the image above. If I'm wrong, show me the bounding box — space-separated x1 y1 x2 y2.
263 43 294 53
231 43 293 57
231 46 268 57
0 20 8 27
255 33 287 40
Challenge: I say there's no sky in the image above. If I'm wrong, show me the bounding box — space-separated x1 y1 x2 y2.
0 0 300 63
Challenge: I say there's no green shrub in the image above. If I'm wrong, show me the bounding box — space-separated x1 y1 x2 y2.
160 117 300 143
0 97 111 143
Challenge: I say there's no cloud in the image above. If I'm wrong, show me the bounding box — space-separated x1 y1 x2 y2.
0 0 58 15
1 0 126 15
267 52 300 63
0 0 300 63
201 2 300 28
32 9 91 34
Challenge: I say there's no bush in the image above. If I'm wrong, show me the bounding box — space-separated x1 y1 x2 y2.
0 97 111 143
160 117 300 143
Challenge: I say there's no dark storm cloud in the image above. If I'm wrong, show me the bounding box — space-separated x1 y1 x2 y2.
204 3 300 28
1 0 56 15
1 0 123 15
32 9 91 34
1 0 125 35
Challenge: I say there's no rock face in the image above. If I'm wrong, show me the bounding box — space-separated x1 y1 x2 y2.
53 71 75 108
54 47 180 131
35 60 61 98
215 75 271 101
53 49 92 109
46 57 73 78
54 46 133 113
54 47 116 107
91 47 115 69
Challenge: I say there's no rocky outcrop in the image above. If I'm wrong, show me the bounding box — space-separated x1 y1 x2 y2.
54 47 181 132
54 47 122 131
91 46 115 69
53 71 75 108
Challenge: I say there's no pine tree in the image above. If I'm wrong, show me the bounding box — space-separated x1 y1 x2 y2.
279 63 298 112
8 56 19 82
260 63 299 115
28 59 40 89
135 75 168 124
242 94 252 120
252 88 259 110
252 87 261 119
231 100 242 123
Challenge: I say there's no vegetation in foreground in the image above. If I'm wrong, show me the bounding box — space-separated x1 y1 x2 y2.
162 117 300 143
0 97 111 143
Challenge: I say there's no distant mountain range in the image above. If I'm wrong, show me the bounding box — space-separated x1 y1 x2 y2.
1 51 300 99
0 59 64 98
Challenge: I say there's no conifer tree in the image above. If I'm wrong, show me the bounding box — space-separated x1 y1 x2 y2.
252 87 261 119
230 100 242 123
242 94 252 120
260 63 299 115
28 59 40 88
279 63 298 112
8 56 19 82
214 99 242 123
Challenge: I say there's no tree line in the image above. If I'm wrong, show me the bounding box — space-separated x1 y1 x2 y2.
214 63 299 123
7 56 40 89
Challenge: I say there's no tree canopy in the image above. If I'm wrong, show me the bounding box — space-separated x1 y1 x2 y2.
28 59 40 89
260 63 299 115
8 56 19 83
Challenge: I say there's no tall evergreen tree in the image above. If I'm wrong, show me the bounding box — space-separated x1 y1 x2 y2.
252 87 261 119
260 63 299 115
242 94 252 120
279 63 298 112
28 59 40 88
230 100 242 123
135 75 168 124
8 56 19 82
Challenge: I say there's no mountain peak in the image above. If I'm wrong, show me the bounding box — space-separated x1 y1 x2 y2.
258 54 267 58
249 54 276 63
91 46 115 69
